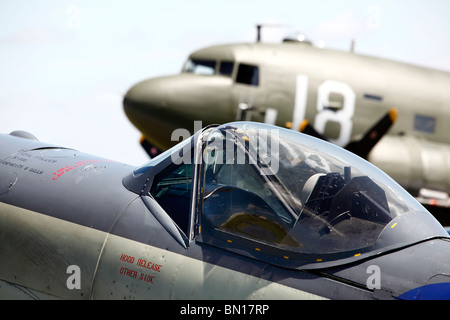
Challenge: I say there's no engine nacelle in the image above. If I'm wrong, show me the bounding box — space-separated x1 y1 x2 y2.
369 135 450 200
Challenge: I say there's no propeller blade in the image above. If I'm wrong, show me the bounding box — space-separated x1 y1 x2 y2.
345 108 398 159
298 120 329 141
140 135 162 158
297 108 398 159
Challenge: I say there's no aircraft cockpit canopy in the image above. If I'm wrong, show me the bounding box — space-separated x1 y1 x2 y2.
127 122 447 269
198 123 446 268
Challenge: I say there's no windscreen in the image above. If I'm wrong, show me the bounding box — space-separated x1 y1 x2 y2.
183 59 216 75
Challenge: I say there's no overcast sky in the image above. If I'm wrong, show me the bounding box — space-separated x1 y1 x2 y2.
1 0 450 165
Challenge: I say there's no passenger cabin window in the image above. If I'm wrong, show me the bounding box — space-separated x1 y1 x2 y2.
414 114 436 134
150 161 193 235
183 59 216 75
236 63 259 86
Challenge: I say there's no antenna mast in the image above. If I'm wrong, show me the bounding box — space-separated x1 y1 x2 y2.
255 23 285 43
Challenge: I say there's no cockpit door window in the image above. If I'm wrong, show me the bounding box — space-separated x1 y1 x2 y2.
219 61 234 76
236 63 259 86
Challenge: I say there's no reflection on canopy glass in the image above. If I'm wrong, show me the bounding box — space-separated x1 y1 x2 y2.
201 123 425 255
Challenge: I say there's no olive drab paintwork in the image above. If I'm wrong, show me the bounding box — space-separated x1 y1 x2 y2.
1 123 450 300
123 39 450 216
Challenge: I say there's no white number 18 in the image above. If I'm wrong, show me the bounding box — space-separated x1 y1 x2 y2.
291 75 356 147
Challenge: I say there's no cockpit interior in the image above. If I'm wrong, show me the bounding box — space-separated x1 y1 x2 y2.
125 122 445 269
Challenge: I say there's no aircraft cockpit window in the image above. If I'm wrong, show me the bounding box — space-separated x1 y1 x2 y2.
183 59 216 75
150 161 193 235
199 123 429 262
219 61 234 76
236 64 259 86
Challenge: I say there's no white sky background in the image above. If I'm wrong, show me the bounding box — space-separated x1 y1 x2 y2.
1 0 450 166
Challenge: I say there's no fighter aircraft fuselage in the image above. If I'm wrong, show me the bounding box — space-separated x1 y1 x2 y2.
1 125 450 300
123 41 450 208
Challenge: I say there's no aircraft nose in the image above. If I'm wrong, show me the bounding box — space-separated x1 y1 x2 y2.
123 78 168 115
123 77 181 150
123 74 233 151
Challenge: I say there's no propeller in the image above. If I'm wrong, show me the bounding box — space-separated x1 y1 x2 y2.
299 108 398 159
140 135 162 158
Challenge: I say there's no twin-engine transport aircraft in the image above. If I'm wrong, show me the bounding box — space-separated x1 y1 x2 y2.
123 36 450 217
1 123 449 300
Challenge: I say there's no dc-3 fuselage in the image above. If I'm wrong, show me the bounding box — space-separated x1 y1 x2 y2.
0 123 449 300
123 40 450 213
